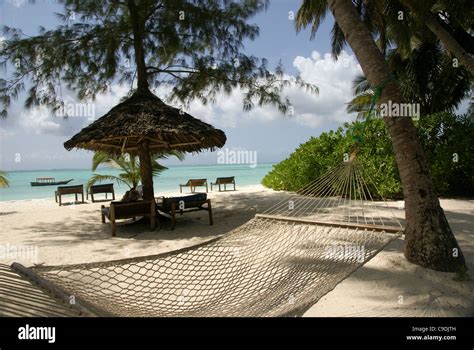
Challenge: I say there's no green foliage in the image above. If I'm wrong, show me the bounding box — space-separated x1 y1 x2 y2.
348 42 471 118
388 42 470 114
416 112 474 197
263 113 474 199
0 0 316 117
87 150 184 190
261 128 345 191
0 170 10 188
351 120 402 199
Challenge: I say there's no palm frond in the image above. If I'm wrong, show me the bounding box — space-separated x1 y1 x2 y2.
88 149 185 190
91 151 122 171
347 92 375 116
352 74 372 95
150 150 185 176
330 21 346 59
153 150 186 162
86 174 130 190
295 0 328 40
118 172 140 188
113 155 136 173
0 170 10 188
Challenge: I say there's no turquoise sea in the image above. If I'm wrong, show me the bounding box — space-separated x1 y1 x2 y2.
0 164 274 201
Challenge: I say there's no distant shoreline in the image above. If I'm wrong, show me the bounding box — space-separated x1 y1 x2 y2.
0 164 274 202
1 162 277 173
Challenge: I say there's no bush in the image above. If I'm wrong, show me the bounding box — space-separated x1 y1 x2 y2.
262 112 474 199
261 128 345 191
417 112 474 197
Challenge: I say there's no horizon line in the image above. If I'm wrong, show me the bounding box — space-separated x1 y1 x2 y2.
1 162 276 172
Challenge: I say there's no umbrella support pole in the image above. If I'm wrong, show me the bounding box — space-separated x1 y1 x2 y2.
137 140 155 201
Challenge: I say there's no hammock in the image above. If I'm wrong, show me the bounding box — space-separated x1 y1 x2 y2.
9 159 403 317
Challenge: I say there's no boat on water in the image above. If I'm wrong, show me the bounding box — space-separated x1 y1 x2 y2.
30 177 74 187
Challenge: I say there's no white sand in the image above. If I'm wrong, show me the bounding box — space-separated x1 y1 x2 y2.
304 199 474 317
0 185 274 266
0 186 473 316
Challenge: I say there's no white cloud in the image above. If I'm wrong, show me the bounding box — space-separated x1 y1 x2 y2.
7 0 27 8
187 88 280 128
19 106 61 135
15 84 131 136
289 50 362 127
171 50 362 130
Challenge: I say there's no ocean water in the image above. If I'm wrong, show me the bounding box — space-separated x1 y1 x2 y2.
0 164 274 201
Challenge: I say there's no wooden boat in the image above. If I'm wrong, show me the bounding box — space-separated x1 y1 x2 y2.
30 177 74 187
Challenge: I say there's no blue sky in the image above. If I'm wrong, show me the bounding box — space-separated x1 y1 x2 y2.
0 1 385 170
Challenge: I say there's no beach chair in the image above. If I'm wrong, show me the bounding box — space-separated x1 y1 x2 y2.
179 178 208 193
156 193 213 230
87 183 115 202
101 200 156 236
211 176 236 192
55 184 85 206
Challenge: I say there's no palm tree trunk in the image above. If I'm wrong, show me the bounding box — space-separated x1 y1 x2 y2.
401 0 474 75
327 0 466 272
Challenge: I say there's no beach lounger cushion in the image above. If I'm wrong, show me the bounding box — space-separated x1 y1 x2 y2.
156 193 212 230
160 193 207 211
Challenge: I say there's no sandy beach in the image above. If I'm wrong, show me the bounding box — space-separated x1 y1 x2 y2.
1 185 473 317
305 201 474 317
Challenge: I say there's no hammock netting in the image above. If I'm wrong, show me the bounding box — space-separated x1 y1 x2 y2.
10 160 403 317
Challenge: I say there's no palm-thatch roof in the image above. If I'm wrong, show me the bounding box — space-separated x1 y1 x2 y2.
64 89 226 154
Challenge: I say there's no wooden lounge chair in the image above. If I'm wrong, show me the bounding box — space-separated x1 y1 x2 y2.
211 176 236 192
101 200 156 236
87 183 115 202
55 184 85 206
156 193 213 230
179 178 208 193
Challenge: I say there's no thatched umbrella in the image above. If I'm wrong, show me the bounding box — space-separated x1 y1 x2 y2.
64 89 226 200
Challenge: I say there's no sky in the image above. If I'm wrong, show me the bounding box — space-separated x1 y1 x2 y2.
0 0 455 171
